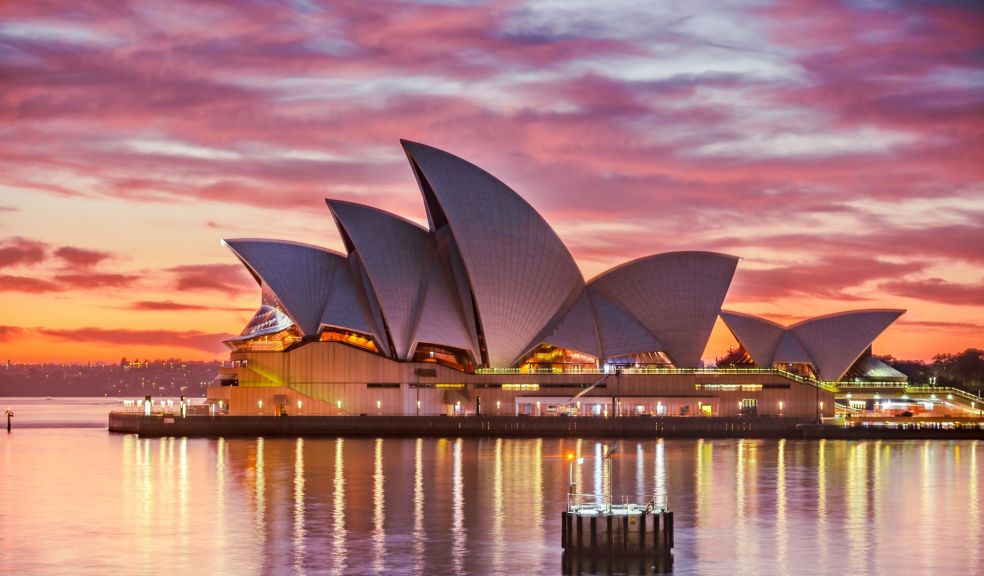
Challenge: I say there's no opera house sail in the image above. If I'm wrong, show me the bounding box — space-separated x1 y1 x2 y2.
209 140 905 419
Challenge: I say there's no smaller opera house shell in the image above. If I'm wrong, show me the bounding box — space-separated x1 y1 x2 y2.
212 140 904 419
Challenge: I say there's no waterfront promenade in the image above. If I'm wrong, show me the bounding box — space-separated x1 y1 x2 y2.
108 413 984 439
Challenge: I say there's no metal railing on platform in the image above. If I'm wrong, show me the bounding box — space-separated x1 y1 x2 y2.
905 386 981 404
837 384 981 405
568 492 668 515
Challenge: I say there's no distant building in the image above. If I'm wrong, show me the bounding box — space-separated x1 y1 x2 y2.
209 141 904 418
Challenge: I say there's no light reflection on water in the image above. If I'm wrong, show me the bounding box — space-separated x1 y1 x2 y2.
1 424 983 575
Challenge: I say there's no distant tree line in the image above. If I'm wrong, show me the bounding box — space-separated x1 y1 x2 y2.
877 348 984 392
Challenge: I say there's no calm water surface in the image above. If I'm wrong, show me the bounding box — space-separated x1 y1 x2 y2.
1 398 981 575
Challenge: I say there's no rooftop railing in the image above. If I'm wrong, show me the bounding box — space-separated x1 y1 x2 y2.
837 384 981 404
476 366 839 391
836 382 908 388
905 386 981 404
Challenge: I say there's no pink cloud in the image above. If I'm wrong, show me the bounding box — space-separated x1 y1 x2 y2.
128 300 251 312
168 263 255 295
0 237 47 268
726 257 926 303
54 272 138 289
35 326 231 355
0 274 61 292
53 246 112 268
881 278 984 307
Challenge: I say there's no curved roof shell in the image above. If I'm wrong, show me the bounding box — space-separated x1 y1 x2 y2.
773 331 811 364
327 200 432 359
589 252 739 367
790 309 905 381
540 288 603 358
719 310 785 367
223 239 345 337
223 238 385 352
402 140 584 367
410 247 480 361
319 257 385 351
589 290 663 359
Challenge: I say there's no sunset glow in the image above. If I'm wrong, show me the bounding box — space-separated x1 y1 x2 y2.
1 0 981 363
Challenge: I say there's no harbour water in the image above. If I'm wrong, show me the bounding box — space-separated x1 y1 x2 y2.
1 398 981 575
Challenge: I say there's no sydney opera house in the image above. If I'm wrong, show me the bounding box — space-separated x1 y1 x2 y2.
210 140 906 419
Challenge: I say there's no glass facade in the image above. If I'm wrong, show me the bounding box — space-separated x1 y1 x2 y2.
518 344 598 373
319 328 379 353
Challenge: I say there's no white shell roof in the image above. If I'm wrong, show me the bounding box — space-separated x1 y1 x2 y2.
719 310 785 366
721 308 905 380
319 256 384 349
790 309 905 381
540 288 603 358
402 140 584 367
222 141 907 377
223 238 385 351
589 289 663 358
223 239 344 337
327 199 431 359
411 248 480 362
773 331 811 364
589 251 739 367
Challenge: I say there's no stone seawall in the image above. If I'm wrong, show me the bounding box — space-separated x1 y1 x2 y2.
109 413 815 438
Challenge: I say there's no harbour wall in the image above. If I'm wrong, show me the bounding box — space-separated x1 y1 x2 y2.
110 413 810 438
108 413 984 439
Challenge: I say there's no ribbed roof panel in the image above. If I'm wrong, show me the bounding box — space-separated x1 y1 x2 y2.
791 309 905 381
773 331 811 364
223 239 343 337
590 290 664 359
589 251 738 367
402 140 584 367
327 200 431 359
719 310 785 367
540 288 602 357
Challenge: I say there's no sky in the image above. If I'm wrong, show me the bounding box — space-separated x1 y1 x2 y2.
0 0 981 364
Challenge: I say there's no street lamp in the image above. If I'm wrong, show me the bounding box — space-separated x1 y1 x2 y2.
567 452 575 491
567 452 585 494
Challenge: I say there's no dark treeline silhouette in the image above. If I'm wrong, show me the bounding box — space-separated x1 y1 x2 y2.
0 359 221 397
877 348 984 392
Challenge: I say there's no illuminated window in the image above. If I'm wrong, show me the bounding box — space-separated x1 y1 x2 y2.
320 328 379 352
605 351 673 368
502 383 539 391
413 343 474 373
435 383 465 389
518 344 598 373
697 384 762 392
739 398 758 416
226 325 302 352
